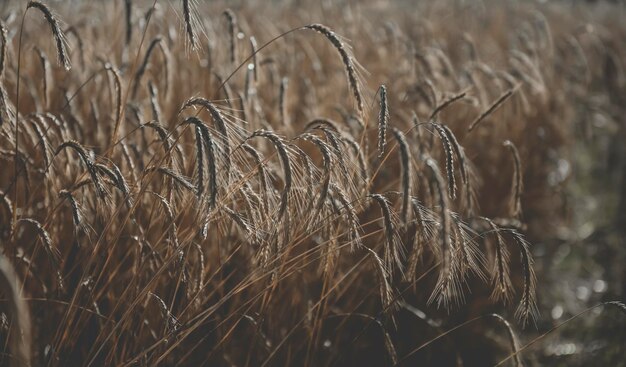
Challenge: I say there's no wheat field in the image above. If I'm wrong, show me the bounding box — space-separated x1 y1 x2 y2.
0 0 624 366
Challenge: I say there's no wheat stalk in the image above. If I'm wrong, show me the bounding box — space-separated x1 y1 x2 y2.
468 88 515 132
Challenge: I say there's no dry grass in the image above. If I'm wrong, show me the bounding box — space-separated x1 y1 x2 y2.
0 0 624 366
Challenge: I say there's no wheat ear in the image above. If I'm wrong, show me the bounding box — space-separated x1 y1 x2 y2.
183 117 218 207
425 158 454 308
55 140 106 199
391 128 411 223
483 217 514 304
508 230 538 327
27 1 71 70
369 193 403 274
305 24 364 116
182 0 201 51
431 123 457 200
223 9 238 64
249 130 292 223
378 85 389 158
181 97 231 181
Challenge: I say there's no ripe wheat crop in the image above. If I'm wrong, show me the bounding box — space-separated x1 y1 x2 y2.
0 1 624 366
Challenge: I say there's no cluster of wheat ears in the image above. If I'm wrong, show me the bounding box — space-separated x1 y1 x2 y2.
0 0 624 366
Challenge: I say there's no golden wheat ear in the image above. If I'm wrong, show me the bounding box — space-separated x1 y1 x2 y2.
26 1 71 70
305 24 365 118
182 0 204 52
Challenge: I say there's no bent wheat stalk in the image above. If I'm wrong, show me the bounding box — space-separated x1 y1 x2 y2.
468 88 515 131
